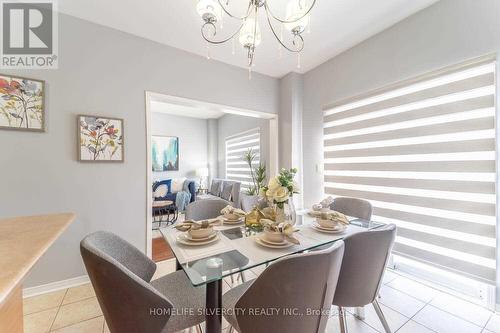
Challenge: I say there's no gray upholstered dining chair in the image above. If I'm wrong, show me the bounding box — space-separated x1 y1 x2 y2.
332 224 397 333
80 231 205 333
330 196 373 220
185 198 229 221
223 241 345 333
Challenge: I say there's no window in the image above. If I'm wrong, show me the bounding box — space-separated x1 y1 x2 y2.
225 128 260 192
323 59 496 284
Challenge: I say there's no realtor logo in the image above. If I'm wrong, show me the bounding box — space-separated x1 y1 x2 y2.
1 0 58 68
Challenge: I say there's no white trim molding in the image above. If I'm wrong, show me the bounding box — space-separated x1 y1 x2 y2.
23 275 90 298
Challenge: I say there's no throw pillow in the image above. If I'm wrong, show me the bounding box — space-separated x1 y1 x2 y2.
210 180 222 196
154 184 168 198
221 183 233 201
171 177 186 193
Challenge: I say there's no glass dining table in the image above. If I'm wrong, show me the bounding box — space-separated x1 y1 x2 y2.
160 212 383 333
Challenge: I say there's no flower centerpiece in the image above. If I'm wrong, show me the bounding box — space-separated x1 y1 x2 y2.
260 168 299 225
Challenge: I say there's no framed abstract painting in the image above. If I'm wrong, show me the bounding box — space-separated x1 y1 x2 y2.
152 136 179 171
78 115 124 162
0 74 44 131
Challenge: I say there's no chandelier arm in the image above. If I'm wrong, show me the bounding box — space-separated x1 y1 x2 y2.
217 0 253 20
264 0 316 24
201 21 245 44
265 10 304 52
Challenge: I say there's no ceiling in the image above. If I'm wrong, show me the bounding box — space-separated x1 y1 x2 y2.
149 92 275 119
151 101 225 119
58 0 439 78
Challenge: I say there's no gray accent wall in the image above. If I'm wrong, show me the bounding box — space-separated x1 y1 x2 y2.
0 13 279 288
151 113 208 181
303 0 500 207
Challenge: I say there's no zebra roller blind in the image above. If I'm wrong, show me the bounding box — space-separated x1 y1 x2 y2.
323 59 497 284
225 128 260 192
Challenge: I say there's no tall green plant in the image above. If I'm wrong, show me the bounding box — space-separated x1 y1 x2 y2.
243 148 267 195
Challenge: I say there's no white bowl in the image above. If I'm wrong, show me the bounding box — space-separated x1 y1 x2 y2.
189 226 214 239
263 228 285 243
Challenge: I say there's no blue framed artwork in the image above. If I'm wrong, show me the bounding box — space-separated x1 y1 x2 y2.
152 136 179 171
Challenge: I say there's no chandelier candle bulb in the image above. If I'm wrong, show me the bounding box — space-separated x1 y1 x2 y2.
197 0 222 22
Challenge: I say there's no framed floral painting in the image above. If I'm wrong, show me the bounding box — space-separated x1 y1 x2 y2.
0 74 44 131
78 115 124 162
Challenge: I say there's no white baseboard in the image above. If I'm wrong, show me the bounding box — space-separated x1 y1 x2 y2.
23 275 89 298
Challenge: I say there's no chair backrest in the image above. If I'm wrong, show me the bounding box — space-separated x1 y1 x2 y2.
332 224 397 307
330 197 373 221
80 231 172 333
212 178 241 207
234 241 345 333
185 198 229 220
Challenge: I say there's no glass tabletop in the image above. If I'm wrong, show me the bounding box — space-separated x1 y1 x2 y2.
160 212 383 287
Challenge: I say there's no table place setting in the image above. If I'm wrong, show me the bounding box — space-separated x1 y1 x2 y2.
311 211 350 234
253 219 300 249
219 205 246 225
174 218 221 246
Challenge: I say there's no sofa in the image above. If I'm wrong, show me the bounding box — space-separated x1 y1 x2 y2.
197 178 241 208
153 178 197 208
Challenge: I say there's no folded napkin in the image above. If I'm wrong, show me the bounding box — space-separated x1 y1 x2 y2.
320 211 350 225
260 219 300 245
320 196 334 208
174 219 220 232
221 205 246 217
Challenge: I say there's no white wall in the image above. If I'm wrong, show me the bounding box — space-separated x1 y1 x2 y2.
207 119 219 187
217 114 271 182
302 0 500 207
151 113 208 181
0 13 279 288
279 73 304 208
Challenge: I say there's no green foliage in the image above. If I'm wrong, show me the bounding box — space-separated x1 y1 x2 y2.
243 148 267 195
277 168 298 196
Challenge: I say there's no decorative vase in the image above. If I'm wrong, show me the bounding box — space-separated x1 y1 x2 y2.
275 199 296 226
245 206 264 229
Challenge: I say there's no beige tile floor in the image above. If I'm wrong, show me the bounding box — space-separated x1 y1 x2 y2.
23 260 500 333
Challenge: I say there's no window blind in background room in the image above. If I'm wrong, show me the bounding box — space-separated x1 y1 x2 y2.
323 59 497 284
225 128 261 192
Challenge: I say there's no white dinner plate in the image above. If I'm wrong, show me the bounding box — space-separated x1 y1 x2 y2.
259 237 288 246
311 222 347 234
255 237 294 249
176 232 219 246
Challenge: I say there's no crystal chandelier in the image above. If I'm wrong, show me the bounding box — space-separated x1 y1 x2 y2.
196 0 316 78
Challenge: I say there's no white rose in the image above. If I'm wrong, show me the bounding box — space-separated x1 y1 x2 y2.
273 186 289 203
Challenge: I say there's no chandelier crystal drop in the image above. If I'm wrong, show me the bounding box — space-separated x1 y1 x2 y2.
197 0 316 77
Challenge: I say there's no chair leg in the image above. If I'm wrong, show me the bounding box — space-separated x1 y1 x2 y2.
338 306 348 333
195 324 203 333
373 300 391 333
